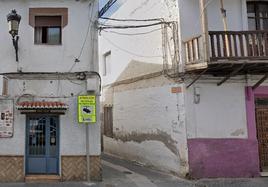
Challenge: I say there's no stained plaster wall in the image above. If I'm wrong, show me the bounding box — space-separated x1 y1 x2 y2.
185 75 268 140
178 0 265 178
104 76 188 176
185 80 248 139
100 0 189 176
184 76 268 178
179 0 268 139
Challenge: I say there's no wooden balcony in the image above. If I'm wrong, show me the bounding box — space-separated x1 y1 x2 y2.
184 30 268 76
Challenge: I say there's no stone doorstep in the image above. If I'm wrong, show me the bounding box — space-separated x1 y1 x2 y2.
25 175 61 183
261 172 268 177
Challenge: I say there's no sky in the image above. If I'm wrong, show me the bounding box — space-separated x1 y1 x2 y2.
99 0 126 17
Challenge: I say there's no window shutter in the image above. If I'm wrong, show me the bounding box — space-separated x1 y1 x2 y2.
35 16 61 27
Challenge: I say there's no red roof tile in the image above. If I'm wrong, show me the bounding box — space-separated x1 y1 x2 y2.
16 101 68 110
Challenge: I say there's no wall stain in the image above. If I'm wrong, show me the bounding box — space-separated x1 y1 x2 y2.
113 129 179 155
163 0 177 19
231 129 245 137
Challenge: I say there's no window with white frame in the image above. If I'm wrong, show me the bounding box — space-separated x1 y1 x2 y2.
103 51 111 76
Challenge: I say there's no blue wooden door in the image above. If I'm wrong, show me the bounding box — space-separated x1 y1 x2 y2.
26 115 59 174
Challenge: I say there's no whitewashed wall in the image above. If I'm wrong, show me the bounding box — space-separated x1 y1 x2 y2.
0 0 99 73
179 0 249 41
99 0 179 86
185 80 248 139
0 78 101 156
0 108 25 155
100 0 190 176
0 0 100 156
104 77 188 175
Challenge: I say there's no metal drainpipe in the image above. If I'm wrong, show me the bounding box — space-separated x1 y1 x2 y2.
199 0 210 63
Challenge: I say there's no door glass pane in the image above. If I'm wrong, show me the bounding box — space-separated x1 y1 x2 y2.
29 117 46 155
49 117 57 156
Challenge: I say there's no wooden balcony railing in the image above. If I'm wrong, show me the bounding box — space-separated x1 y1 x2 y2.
184 35 203 64
184 30 268 65
210 30 268 61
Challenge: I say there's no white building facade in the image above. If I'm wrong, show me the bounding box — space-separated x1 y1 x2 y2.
100 0 268 178
0 0 101 182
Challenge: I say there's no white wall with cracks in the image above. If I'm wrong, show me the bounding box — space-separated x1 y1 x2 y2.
100 0 268 178
185 76 268 140
100 0 189 176
104 81 188 176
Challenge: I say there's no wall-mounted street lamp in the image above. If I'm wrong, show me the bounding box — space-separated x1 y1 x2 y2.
7 10 21 62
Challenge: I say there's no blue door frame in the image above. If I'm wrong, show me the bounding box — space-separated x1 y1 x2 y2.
26 114 60 175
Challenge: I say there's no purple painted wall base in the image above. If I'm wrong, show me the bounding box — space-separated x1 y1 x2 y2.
188 139 260 178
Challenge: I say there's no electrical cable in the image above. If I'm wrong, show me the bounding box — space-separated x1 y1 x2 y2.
99 15 180 77
193 0 215 31
99 17 164 22
69 1 95 72
102 28 162 36
99 21 170 30
77 6 94 59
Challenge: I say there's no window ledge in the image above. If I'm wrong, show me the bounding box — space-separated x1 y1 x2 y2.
34 43 62 46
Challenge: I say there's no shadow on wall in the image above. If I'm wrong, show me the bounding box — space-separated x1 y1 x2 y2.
102 60 163 105
100 59 187 176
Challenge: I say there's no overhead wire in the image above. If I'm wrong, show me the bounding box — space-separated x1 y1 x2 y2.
99 17 164 22
101 27 162 36
98 13 180 77
77 3 94 59
193 0 216 31
69 1 95 73
99 21 171 30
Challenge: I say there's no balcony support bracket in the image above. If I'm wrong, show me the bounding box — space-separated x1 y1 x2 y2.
253 74 268 90
217 64 246 86
186 69 207 89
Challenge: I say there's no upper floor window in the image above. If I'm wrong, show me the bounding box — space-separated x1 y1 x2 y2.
29 8 68 45
34 16 62 45
247 1 268 30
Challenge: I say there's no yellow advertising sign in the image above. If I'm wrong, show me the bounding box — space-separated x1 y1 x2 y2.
78 95 96 123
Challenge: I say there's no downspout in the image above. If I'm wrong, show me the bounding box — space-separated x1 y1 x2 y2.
199 0 210 63
220 0 230 56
